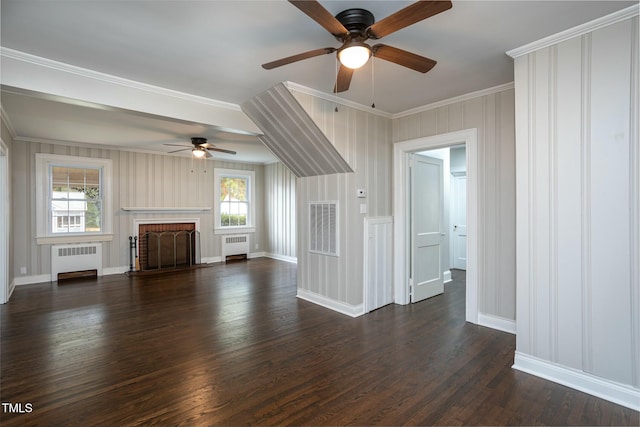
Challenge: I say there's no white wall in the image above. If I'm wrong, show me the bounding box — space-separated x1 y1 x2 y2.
10 140 267 280
393 87 516 320
292 89 392 315
512 11 639 408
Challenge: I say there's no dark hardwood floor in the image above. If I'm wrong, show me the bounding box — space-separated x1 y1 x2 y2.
1 258 637 426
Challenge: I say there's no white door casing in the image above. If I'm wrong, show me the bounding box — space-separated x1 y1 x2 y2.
452 173 467 270
0 139 8 304
393 128 478 324
410 154 444 302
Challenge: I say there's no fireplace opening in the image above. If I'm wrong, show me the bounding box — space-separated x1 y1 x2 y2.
138 223 200 271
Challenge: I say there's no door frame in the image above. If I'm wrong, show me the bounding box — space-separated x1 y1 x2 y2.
0 138 9 304
393 128 478 324
451 171 467 271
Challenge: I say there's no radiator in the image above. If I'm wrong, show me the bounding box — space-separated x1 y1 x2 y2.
51 243 103 281
221 234 249 258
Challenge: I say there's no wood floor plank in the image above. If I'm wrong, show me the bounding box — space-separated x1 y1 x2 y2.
1 259 637 426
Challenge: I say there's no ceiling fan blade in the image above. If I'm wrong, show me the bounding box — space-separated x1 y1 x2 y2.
204 149 213 158
207 147 237 155
334 64 354 93
288 0 349 38
366 0 452 39
262 47 336 70
167 148 190 154
164 143 191 148
372 44 437 73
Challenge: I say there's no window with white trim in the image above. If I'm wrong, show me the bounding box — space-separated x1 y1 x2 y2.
36 154 113 244
213 168 255 234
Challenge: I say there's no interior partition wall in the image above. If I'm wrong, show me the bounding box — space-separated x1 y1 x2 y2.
510 8 639 410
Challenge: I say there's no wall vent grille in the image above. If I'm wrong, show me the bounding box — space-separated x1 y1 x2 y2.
226 235 247 244
309 202 338 256
57 246 97 257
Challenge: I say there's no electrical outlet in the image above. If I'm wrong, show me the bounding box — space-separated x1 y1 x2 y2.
19 266 27 275
255 243 259 250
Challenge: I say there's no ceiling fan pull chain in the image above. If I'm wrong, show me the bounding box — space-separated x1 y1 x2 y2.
371 56 376 109
334 56 339 112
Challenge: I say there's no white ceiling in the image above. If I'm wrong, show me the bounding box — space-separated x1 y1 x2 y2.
1 0 635 163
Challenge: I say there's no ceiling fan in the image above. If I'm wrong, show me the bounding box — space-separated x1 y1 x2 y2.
262 0 452 93
164 137 237 158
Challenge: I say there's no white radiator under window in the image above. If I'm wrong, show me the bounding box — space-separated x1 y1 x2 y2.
51 243 103 281
221 234 249 258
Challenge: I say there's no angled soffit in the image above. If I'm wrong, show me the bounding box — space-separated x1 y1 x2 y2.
242 83 353 178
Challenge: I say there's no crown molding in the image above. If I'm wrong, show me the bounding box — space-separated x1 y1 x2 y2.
392 82 515 119
13 136 269 165
507 4 639 58
0 47 243 112
283 81 393 119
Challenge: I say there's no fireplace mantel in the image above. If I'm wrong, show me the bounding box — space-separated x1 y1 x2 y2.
122 207 211 213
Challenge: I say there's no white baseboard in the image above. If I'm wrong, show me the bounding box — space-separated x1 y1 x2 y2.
202 256 222 264
264 253 297 264
14 274 51 286
248 251 267 259
103 266 129 275
7 280 16 301
443 269 452 284
478 313 516 334
513 352 640 411
296 288 364 318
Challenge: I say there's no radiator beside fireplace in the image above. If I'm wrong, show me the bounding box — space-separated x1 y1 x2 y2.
51 243 103 281
221 234 249 260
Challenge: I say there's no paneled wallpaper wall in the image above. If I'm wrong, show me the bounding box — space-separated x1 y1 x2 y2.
292 89 392 310
393 88 517 320
513 16 639 391
264 162 296 260
10 140 277 277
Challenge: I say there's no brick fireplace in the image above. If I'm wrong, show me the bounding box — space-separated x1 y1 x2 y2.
136 220 200 271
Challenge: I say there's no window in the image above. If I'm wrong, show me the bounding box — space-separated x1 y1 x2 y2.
214 168 255 234
50 166 99 234
36 154 113 244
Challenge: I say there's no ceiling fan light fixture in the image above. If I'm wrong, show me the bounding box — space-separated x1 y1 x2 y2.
192 147 206 158
338 42 371 69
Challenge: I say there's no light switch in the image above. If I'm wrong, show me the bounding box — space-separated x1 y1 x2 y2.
360 204 368 214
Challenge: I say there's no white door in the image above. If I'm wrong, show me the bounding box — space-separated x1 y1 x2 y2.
410 154 444 303
452 173 467 270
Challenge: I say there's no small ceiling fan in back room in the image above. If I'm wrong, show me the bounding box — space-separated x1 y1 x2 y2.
164 137 236 158
262 0 453 93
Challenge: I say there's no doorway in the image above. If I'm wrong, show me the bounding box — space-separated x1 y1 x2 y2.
393 129 478 324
